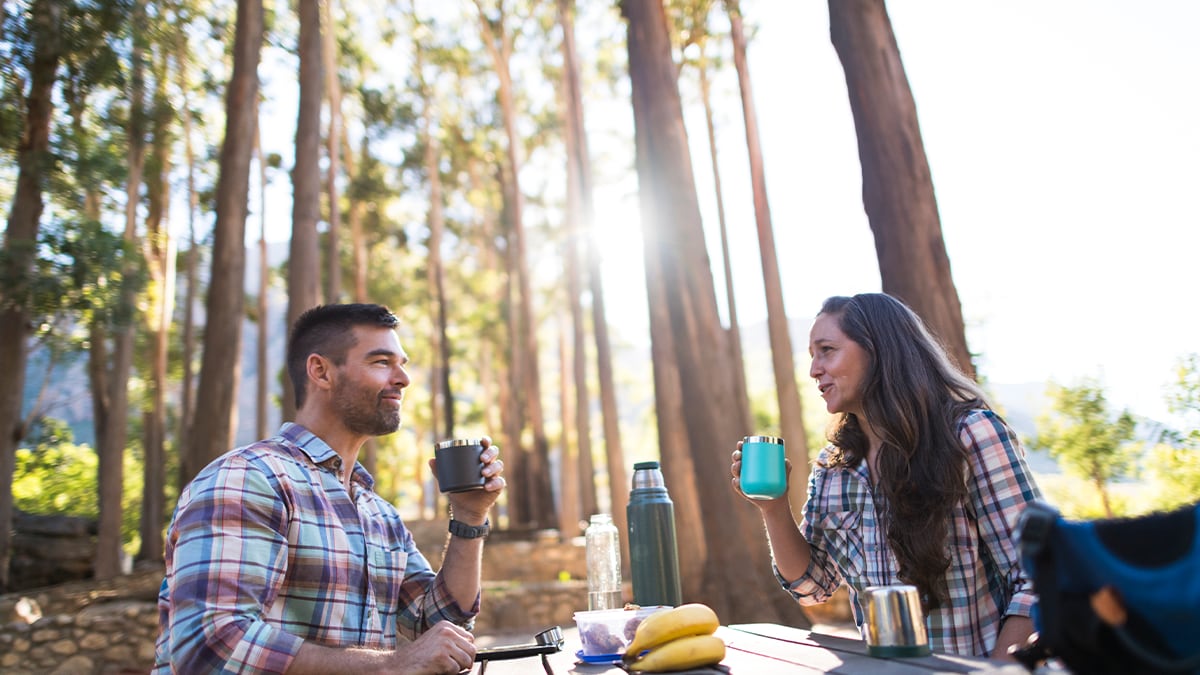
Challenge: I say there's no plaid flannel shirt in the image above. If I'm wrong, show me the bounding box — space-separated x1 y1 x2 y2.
154 423 478 673
777 409 1041 656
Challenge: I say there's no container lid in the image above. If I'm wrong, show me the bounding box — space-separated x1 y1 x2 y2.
435 438 482 450
744 435 784 445
633 461 660 470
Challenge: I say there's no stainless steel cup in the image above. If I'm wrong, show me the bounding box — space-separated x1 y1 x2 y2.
864 585 932 657
434 438 486 493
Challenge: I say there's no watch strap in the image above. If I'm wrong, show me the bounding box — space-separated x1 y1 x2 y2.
449 518 490 539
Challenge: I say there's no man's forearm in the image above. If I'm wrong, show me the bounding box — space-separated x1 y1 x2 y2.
440 514 487 610
289 642 392 675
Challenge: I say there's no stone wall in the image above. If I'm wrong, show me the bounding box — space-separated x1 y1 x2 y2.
0 526 592 674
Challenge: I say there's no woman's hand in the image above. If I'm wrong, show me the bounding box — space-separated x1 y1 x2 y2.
730 440 792 509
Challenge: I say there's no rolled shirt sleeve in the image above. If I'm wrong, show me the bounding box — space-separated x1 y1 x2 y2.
160 455 305 673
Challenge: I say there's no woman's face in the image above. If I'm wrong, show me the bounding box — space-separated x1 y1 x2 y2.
808 312 870 417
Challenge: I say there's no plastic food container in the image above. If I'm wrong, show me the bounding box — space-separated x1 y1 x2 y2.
573 606 669 656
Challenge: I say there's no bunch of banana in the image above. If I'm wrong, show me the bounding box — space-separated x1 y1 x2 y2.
622 603 726 672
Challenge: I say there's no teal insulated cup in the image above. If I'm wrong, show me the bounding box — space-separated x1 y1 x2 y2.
740 435 786 500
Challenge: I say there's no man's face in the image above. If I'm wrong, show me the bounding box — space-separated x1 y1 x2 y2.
330 325 410 437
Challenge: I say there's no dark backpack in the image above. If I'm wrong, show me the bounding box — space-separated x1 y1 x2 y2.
1014 500 1200 674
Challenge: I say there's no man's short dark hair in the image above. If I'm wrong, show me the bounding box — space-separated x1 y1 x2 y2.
287 303 399 409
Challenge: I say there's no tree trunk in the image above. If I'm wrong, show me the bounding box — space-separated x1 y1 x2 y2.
138 44 174 564
475 0 556 529
322 0 342 303
186 0 263 479
696 47 752 433
0 0 61 588
558 0 595 533
417 51 453 442
556 320 580 537
828 0 974 377
726 0 812 508
283 0 324 422
560 0 629 555
255 116 270 441
97 0 148 580
620 0 806 624
177 35 200 486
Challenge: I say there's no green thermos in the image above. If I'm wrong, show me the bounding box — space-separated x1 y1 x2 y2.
626 461 682 607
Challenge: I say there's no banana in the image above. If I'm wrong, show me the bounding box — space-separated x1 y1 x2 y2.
623 603 720 659
627 634 727 672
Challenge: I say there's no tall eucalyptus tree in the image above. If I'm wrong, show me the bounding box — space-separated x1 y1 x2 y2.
556 0 595 538
0 0 63 590
620 0 804 623
322 0 343 303
828 0 974 376
724 0 811 493
187 0 265 477
472 0 556 529
282 0 324 422
669 0 753 435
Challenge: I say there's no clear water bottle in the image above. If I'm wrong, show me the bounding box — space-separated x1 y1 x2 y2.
627 461 682 607
585 513 622 610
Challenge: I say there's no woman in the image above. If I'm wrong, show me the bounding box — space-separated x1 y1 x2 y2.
731 293 1041 659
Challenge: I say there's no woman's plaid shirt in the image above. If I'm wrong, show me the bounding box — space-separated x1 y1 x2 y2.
778 409 1042 657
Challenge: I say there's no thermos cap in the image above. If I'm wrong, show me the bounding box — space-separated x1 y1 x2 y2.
743 435 784 445
633 461 660 471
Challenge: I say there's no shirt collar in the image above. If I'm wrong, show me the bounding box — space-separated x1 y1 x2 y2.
277 422 377 490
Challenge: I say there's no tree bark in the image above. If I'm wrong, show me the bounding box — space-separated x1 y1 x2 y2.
726 0 812 508
415 36 454 443
560 0 630 555
96 0 148 580
283 0 325 423
322 0 342 303
138 43 174 565
475 0 556 529
0 0 61 588
177 33 200 487
557 0 595 535
696 47 752 433
828 0 974 377
255 115 270 441
186 0 263 478
621 0 806 624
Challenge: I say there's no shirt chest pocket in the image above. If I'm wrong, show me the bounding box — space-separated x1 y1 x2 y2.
367 543 408 617
813 510 865 577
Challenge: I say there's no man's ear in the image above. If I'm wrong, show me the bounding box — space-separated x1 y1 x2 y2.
306 353 334 393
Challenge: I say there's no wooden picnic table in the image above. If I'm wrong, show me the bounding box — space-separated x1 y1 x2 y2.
473 622 1030 674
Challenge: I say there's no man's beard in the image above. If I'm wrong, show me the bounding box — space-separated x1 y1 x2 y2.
333 380 402 436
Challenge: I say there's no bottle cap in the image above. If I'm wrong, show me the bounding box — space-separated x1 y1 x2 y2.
633 461 660 471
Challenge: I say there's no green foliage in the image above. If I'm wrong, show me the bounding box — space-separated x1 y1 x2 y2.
1033 379 1137 513
1143 444 1200 512
14 419 145 553
1165 353 1200 450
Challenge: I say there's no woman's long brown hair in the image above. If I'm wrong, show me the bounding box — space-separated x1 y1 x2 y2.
819 294 988 609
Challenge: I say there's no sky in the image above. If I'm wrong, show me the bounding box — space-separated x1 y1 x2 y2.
586 0 1200 426
249 1 1200 429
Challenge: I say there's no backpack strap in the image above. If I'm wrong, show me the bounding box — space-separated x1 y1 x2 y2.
1016 502 1062 658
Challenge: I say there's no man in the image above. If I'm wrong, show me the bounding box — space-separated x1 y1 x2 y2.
155 303 506 674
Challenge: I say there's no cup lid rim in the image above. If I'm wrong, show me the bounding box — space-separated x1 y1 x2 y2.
744 435 784 445
436 438 483 450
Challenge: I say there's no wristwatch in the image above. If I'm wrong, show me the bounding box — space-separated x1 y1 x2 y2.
449 518 490 539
